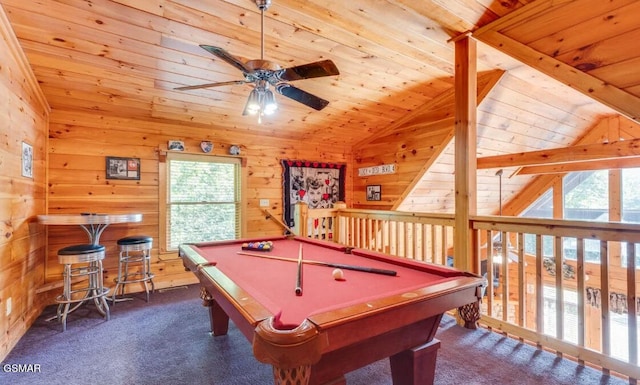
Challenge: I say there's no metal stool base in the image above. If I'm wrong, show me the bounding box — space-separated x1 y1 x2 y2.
54 244 110 331
111 237 154 304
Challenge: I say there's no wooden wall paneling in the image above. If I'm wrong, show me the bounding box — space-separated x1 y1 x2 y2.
41 107 351 295
0 3 49 361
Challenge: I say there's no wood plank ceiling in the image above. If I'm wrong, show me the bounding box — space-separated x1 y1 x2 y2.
2 0 639 215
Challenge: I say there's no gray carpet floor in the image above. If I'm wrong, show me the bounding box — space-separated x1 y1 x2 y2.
0 284 629 385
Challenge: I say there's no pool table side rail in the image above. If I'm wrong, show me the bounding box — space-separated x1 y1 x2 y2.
308 275 483 332
179 244 275 338
350 248 478 278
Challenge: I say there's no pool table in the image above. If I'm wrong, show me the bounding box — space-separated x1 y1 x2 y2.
179 236 483 385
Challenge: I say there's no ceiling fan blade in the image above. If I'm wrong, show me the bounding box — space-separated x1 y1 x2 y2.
276 84 330 111
200 45 252 74
276 60 340 82
174 80 248 91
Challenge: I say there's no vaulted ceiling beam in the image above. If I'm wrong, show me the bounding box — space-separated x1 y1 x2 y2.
477 138 640 170
516 157 640 175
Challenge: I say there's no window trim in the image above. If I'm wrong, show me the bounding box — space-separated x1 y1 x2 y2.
158 151 246 254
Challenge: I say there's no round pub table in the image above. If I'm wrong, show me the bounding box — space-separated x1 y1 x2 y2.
37 213 143 326
37 213 143 245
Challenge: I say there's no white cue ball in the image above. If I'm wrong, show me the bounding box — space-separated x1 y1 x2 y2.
332 268 344 280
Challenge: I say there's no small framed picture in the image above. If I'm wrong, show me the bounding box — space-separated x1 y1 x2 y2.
366 185 381 201
106 156 140 180
168 140 185 151
21 141 33 178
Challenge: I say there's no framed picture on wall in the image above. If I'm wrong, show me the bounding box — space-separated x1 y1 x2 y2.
366 185 381 201
281 160 346 229
106 156 140 180
21 142 33 178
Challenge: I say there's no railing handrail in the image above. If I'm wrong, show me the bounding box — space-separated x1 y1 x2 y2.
293 204 640 382
472 214 640 242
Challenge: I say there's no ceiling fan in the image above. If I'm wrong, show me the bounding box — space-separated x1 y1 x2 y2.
175 0 340 121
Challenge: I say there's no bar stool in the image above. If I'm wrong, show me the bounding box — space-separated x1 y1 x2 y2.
55 244 110 331
111 235 155 303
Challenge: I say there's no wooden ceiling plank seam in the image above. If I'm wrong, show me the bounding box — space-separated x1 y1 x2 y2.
473 0 535 19
259 0 458 75
523 0 640 58
500 0 639 45
495 71 605 125
552 26 640 73
477 94 593 139
110 0 164 16
430 0 499 27
472 0 572 37
2 1 162 45
588 56 640 90
474 29 640 123
391 0 476 32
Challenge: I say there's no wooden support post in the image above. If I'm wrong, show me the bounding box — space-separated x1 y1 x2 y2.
608 169 621 266
294 202 309 238
333 201 347 244
452 33 477 273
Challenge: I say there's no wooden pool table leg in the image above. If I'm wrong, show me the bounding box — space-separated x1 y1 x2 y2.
272 364 312 385
199 287 229 336
389 338 441 385
458 300 481 329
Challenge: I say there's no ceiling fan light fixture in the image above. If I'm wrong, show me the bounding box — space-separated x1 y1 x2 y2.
263 89 278 115
243 88 261 115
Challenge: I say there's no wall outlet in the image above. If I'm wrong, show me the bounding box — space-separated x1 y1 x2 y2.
6 297 11 316
259 199 269 207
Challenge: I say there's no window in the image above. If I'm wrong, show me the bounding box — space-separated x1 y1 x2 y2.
521 189 553 257
563 171 608 221
161 152 242 251
622 168 640 223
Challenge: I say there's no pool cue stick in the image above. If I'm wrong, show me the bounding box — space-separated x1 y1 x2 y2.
237 251 397 276
263 208 297 235
295 244 303 296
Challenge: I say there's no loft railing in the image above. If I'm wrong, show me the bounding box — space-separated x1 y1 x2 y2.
293 203 640 383
292 202 455 264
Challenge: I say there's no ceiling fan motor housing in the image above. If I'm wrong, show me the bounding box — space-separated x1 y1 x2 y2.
255 0 272 11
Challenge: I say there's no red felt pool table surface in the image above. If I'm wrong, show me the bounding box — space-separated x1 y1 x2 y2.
180 236 484 385
190 236 462 328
